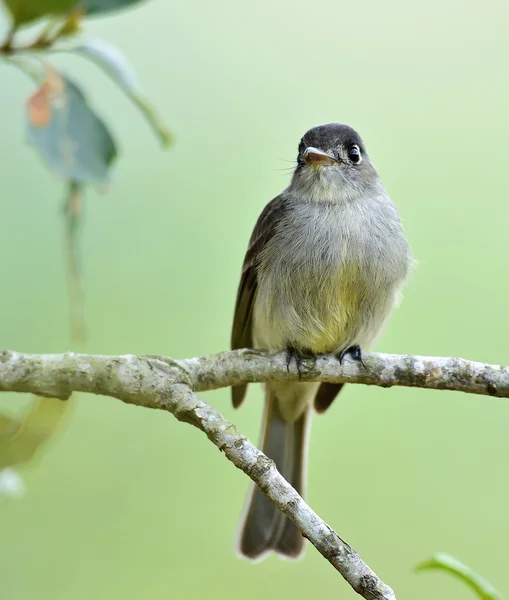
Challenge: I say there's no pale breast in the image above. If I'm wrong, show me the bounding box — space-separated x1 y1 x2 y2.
252 196 409 354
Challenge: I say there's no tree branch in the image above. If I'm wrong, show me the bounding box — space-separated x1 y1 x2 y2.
1 348 506 599
180 349 509 398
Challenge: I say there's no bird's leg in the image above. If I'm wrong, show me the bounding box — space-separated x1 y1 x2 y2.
337 344 367 370
286 346 314 381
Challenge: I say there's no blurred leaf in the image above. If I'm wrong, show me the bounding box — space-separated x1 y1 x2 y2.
0 414 22 441
63 181 88 342
2 0 78 26
67 39 172 146
416 553 505 600
57 8 85 37
3 55 45 84
72 38 138 89
26 64 118 186
80 0 148 15
0 468 26 500
0 397 73 470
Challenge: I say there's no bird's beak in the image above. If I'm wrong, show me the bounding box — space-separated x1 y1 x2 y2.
302 147 338 166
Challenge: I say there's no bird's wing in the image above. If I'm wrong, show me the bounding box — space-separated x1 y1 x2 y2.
231 195 289 408
314 383 345 413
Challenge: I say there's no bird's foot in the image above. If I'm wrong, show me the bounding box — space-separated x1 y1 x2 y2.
286 347 314 381
337 345 367 370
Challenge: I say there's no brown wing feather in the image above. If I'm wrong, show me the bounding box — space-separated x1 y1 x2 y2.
314 383 345 414
231 195 290 408
231 267 257 408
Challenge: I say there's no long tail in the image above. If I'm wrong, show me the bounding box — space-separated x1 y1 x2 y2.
236 387 311 561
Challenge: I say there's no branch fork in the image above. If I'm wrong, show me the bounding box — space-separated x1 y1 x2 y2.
2 347 506 599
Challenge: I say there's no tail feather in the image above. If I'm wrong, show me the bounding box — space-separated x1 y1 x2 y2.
236 388 310 561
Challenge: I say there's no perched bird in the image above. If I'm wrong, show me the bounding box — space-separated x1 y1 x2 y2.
231 123 411 561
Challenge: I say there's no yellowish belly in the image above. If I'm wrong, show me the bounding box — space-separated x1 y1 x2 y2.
253 265 388 354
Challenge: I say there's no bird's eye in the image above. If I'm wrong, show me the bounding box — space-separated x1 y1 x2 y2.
348 145 361 164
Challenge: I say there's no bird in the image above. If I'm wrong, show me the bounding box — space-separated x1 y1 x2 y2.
231 122 412 561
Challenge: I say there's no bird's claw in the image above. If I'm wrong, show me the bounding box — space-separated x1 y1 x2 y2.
337 345 367 370
286 347 307 380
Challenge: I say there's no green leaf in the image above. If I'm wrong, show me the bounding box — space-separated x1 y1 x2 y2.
416 553 505 600
26 65 118 186
73 39 138 89
66 39 172 146
2 0 78 26
79 0 148 15
0 397 73 470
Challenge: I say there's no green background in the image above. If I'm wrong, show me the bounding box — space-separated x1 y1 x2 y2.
1 0 509 597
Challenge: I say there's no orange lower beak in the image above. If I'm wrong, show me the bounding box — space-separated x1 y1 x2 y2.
302 147 339 166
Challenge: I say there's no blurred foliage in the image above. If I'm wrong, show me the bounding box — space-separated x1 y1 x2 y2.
0 0 169 500
0 0 170 342
83 0 149 17
0 396 73 499
63 181 87 339
26 67 117 184
3 0 148 26
0 396 72 470
2 0 77 26
417 554 505 600
68 38 172 145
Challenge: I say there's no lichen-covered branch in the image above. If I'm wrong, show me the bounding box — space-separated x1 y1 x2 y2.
181 349 509 398
1 348 507 599
1 349 506 400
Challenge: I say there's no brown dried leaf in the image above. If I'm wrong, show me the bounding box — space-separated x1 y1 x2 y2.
26 66 66 128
